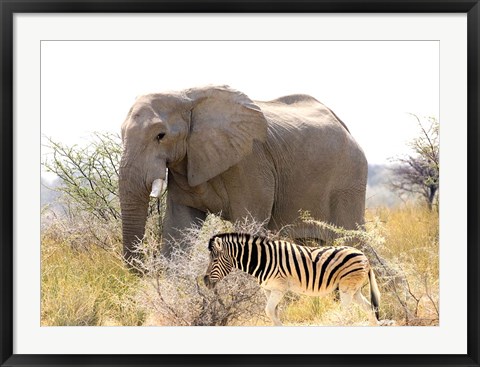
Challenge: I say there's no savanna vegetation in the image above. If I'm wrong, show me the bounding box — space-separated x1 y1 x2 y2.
41 117 439 326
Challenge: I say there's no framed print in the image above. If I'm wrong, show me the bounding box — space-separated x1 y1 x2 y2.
1 1 479 366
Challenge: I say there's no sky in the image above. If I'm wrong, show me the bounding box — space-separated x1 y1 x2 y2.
41 40 439 179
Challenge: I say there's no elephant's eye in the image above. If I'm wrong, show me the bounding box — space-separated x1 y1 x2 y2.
156 133 166 141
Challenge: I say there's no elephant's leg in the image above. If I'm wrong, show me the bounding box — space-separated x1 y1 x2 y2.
329 188 397 276
284 188 365 247
294 237 326 247
230 205 272 230
162 195 206 257
330 188 366 232
224 163 275 229
279 223 336 246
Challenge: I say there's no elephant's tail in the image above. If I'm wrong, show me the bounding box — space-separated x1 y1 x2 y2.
368 268 380 321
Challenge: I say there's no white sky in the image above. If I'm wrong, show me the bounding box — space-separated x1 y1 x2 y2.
41 40 439 175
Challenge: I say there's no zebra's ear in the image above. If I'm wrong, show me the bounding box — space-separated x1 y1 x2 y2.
214 238 223 251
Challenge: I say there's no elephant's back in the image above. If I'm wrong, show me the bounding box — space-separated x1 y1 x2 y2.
256 96 350 134
268 94 321 106
255 96 366 172
255 96 367 215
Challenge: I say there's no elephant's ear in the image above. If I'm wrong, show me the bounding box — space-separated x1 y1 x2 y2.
186 86 268 187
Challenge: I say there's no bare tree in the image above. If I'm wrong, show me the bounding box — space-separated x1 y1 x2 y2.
389 115 439 210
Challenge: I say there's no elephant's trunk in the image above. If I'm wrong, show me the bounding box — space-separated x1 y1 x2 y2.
120 200 149 264
119 162 150 264
119 140 167 265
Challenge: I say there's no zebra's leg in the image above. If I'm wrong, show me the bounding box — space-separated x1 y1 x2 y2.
339 290 353 307
264 289 282 320
353 289 379 326
336 290 356 326
265 290 284 326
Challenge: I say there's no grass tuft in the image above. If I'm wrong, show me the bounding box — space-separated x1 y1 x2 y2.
41 235 146 326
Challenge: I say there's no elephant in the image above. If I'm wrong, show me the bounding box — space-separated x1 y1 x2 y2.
119 85 367 262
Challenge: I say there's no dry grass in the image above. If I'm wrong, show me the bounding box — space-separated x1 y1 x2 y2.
366 205 439 325
41 204 439 327
41 234 146 326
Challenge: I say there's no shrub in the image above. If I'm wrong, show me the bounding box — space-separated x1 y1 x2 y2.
42 132 122 222
131 214 272 326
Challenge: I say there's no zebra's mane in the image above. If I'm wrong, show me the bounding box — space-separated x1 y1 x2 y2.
208 232 267 251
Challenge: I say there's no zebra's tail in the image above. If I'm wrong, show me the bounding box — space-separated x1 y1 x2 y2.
368 268 380 321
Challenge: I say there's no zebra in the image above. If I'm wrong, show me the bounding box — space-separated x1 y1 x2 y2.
203 232 381 326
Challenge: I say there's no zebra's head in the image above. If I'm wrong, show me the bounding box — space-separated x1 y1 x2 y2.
204 235 233 289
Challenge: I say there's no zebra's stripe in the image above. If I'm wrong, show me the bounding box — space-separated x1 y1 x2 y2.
326 252 363 288
251 238 262 277
256 238 266 280
312 247 332 290
265 241 278 281
261 240 271 283
330 261 361 286
297 246 310 290
281 241 291 277
247 239 254 272
339 267 363 279
291 246 303 286
318 248 343 290
240 236 248 271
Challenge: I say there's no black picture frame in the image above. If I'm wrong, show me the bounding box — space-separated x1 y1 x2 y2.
1 1 479 366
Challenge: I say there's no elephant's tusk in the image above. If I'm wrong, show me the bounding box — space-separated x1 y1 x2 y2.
150 179 164 198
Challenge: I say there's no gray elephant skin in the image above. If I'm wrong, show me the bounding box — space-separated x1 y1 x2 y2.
119 85 367 261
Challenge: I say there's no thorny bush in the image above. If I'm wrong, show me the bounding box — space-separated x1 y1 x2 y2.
131 214 273 326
